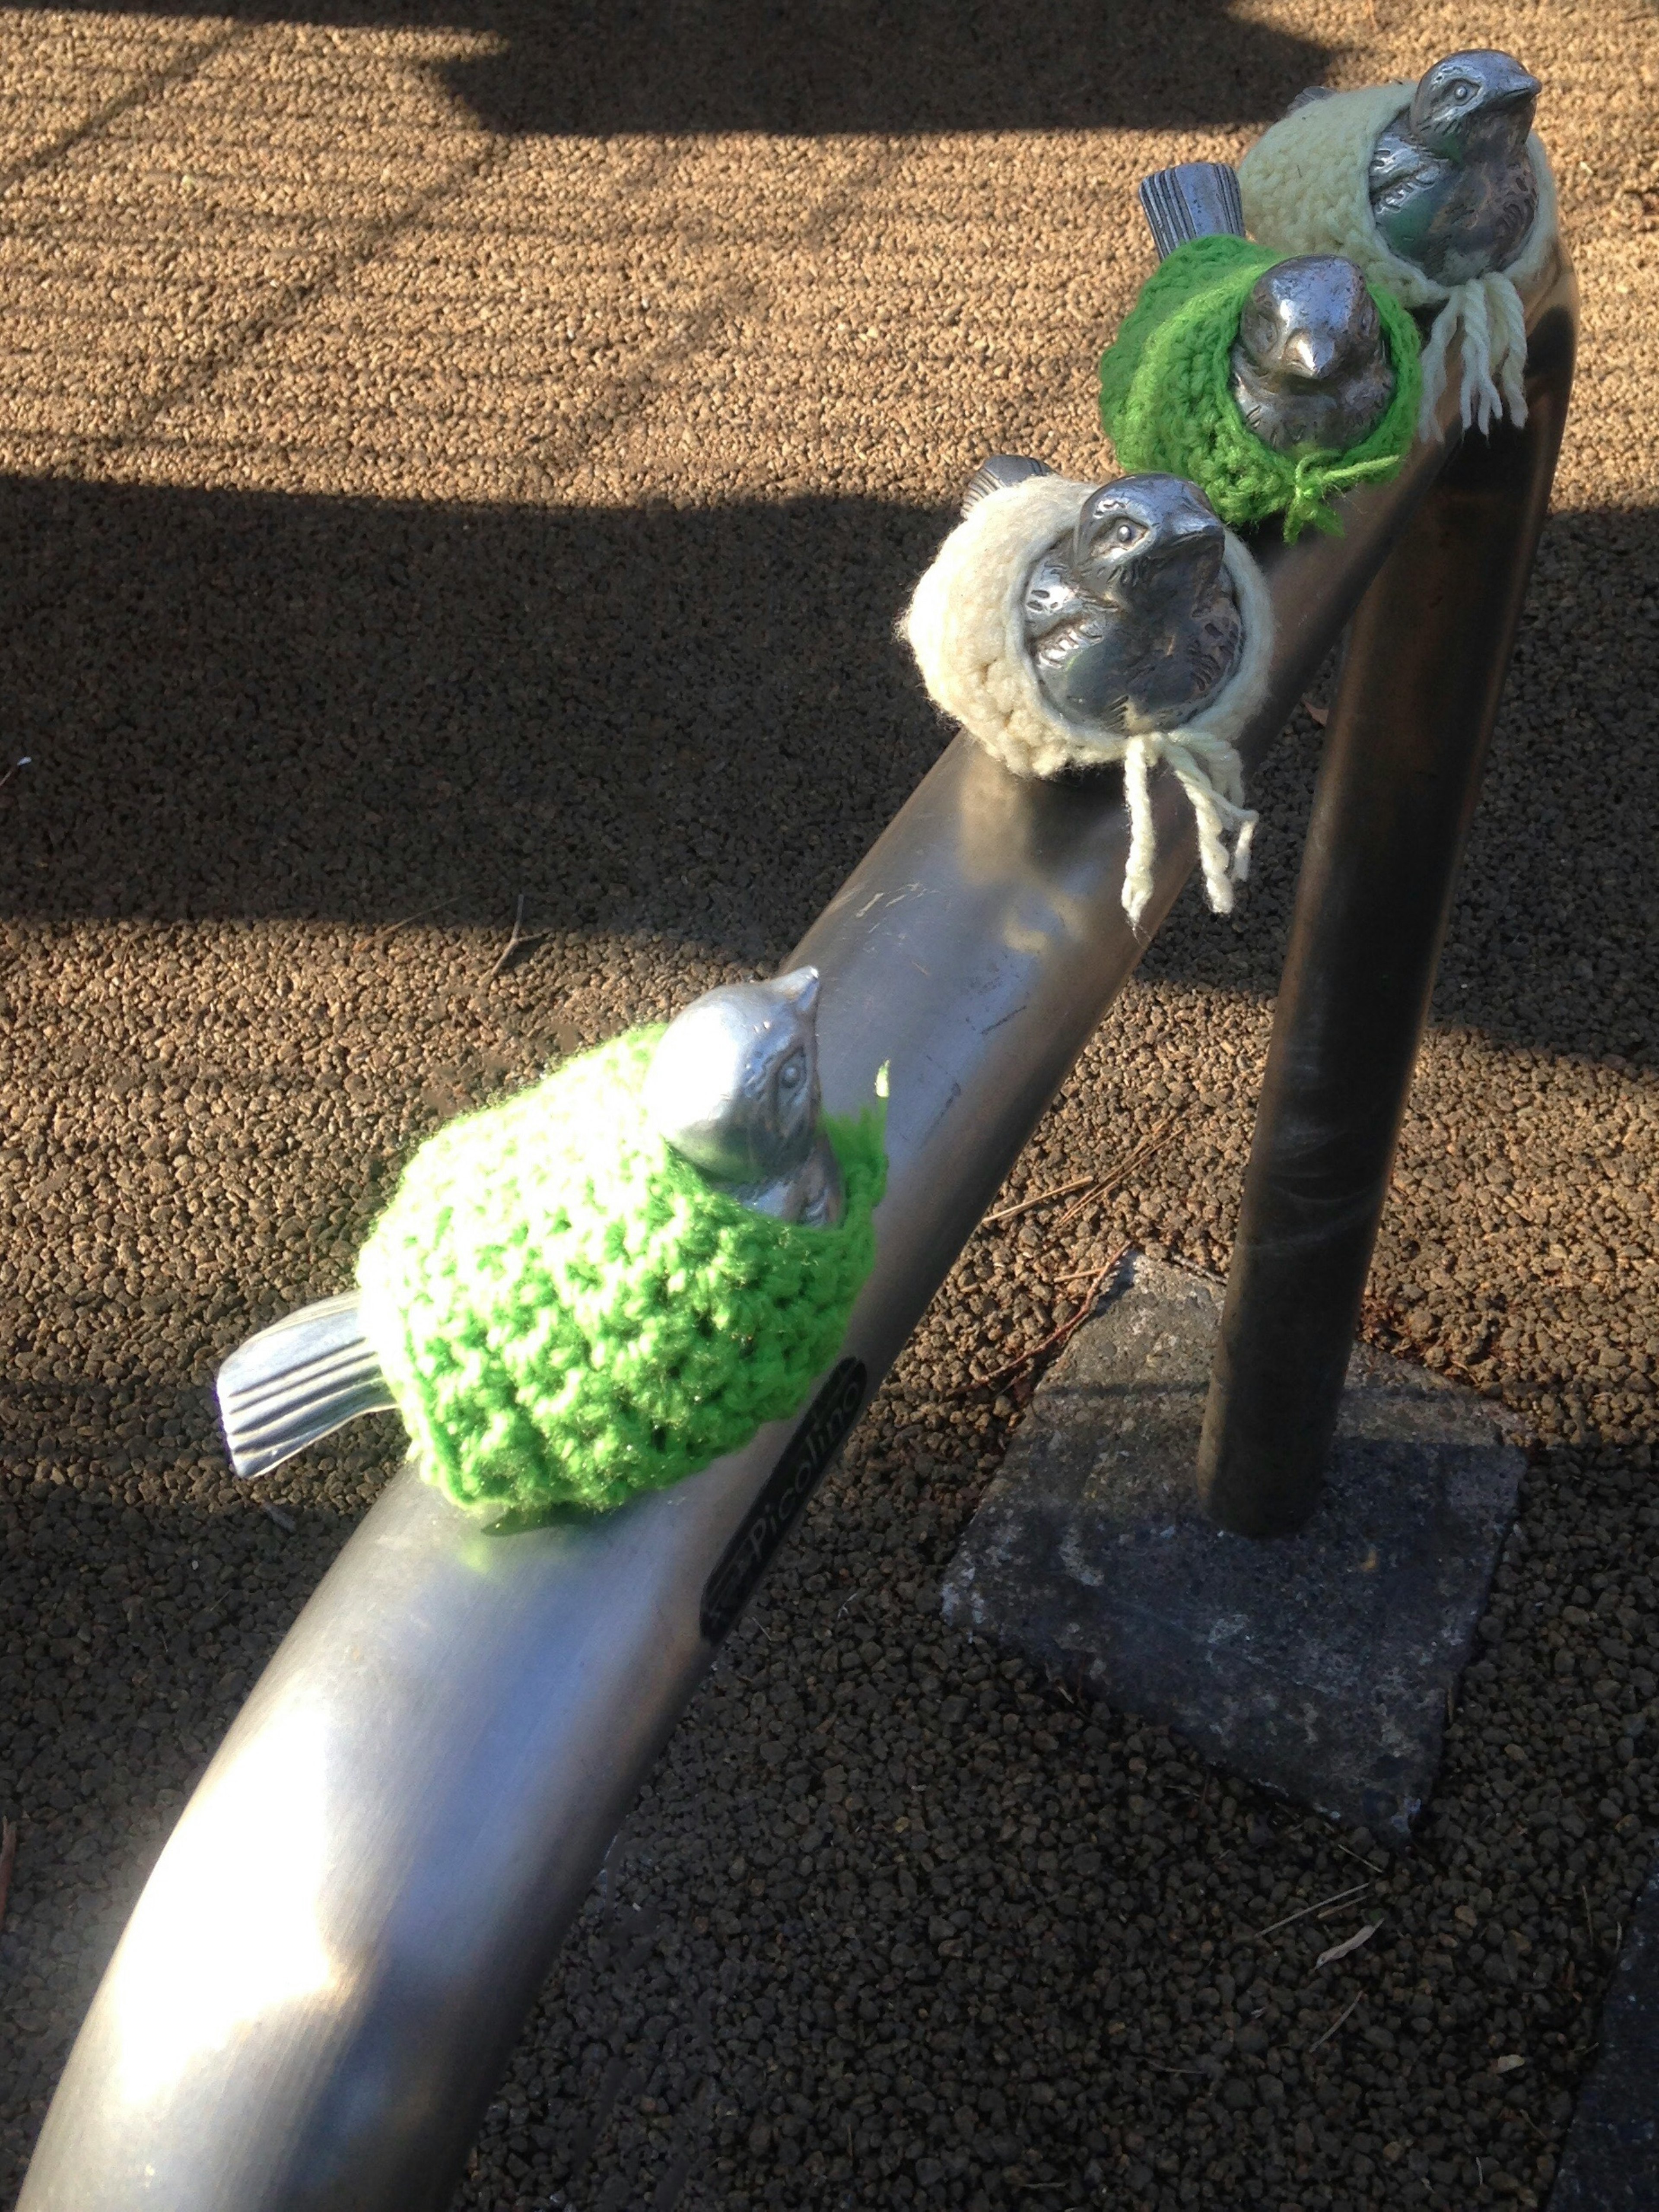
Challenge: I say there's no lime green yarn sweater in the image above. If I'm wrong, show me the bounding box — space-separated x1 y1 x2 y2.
1098 236 1421 541
356 1029 886 1519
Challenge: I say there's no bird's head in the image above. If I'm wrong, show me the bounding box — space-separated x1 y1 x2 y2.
1236 256 1384 393
1408 49 1540 159
644 967 824 1187
1071 475 1228 611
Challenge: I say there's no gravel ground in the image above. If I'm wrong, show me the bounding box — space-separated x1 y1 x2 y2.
0 3 1656 2208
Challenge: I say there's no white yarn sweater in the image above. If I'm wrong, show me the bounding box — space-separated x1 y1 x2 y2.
1239 83 1558 436
900 475 1274 929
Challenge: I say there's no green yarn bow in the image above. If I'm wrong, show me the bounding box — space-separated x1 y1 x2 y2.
356 1029 887 1521
1284 448 1404 538
1098 235 1421 542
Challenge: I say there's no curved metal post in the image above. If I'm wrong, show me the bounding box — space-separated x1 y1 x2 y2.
1196 260 1578 1538
15 271 1568 2211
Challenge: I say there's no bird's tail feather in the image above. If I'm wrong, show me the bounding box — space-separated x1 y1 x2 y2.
216 1292 396 1480
960 453 1054 517
1137 163 1245 260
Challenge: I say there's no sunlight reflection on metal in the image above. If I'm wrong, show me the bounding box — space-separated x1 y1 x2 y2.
114 1707 337 2105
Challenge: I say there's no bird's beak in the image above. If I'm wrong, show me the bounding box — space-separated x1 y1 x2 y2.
1482 67 1541 113
1146 507 1225 569
1282 328 1339 382
775 965 821 1017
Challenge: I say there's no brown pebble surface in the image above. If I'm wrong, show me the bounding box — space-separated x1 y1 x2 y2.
0 3 1655 2209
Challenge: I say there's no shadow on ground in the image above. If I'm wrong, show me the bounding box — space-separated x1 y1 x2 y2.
0 478 947 957
0 475 1652 1072
12 0 1332 135
1137 501 1659 1075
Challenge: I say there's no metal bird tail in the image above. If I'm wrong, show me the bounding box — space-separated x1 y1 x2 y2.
960 454 1055 517
1137 163 1246 260
216 1292 396 1481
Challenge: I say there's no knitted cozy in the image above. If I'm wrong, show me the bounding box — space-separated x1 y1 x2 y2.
901 472 1274 930
1097 235 1422 541
1239 83 1558 436
356 1030 887 1519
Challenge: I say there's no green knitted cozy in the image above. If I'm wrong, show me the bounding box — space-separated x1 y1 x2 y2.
356 1029 887 1519
1098 235 1422 541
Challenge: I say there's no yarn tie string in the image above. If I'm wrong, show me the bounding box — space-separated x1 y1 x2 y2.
1417 270 1529 436
1122 729 1259 932
1284 449 1404 540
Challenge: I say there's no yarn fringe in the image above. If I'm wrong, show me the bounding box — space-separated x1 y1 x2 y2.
1122 728 1259 932
1417 270 1531 435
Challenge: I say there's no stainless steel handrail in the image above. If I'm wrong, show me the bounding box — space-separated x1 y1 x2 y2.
17 245 1575 2212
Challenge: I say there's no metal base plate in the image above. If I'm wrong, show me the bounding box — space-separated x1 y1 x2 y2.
1549 1858 1659 2209
942 1255 1526 1844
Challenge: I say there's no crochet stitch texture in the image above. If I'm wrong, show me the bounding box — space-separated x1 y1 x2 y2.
1239 83 1557 435
900 473 1274 929
356 1029 886 1518
1098 235 1421 540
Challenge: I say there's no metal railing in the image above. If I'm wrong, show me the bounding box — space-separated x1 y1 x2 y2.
1198 280 1576 1533
17 248 1575 2212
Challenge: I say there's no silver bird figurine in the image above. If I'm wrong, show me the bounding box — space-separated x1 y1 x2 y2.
641 966 842 1229
1007 470 1244 734
216 967 842 1482
1367 50 1541 286
1137 164 1394 454
1229 256 1395 454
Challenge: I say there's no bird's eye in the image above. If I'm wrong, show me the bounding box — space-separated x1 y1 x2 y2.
777 1053 804 1092
1115 521 1137 545
1452 80 1474 101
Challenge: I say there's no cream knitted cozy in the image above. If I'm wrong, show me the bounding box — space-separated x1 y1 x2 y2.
900 474 1274 930
1239 83 1557 436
